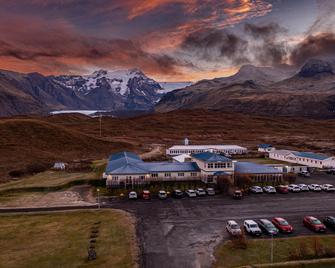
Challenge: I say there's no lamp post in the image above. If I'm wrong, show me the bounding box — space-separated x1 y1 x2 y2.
270 233 274 263
97 188 100 209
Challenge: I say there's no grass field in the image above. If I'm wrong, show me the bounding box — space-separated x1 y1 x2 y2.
214 235 335 268
0 210 137 268
0 171 96 192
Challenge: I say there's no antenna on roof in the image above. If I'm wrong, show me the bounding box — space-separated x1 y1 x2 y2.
184 137 189 146
99 113 102 137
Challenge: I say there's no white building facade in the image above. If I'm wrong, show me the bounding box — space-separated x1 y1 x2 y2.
166 145 247 156
269 150 335 168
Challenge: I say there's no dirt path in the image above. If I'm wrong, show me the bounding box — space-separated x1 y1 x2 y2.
140 144 165 160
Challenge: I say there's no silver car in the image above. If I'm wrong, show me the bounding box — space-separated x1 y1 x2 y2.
263 186 276 193
298 184 309 191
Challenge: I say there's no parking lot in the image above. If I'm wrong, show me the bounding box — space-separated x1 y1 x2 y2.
106 177 335 268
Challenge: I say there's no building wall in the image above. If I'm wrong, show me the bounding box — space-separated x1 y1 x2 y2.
235 172 283 184
269 151 326 168
106 171 201 187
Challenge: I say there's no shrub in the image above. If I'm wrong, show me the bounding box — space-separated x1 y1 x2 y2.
217 176 233 194
8 169 26 178
231 231 247 249
235 174 253 190
26 162 51 175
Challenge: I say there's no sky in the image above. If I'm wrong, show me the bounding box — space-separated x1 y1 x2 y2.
0 0 334 82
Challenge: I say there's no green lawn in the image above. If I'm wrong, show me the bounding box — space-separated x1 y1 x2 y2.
214 235 335 268
0 210 137 268
0 171 96 192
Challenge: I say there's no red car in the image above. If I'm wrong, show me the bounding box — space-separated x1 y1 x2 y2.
276 185 289 194
142 190 151 200
272 217 293 233
303 216 327 232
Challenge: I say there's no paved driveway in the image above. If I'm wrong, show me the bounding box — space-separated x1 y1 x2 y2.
106 191 335 268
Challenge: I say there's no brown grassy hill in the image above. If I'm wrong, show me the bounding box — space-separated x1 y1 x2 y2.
0 118 133 180
1 110 335 181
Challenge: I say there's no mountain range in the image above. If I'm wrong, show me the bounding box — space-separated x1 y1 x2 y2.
1 58 335 118
0 68 190 116
156 58 335 118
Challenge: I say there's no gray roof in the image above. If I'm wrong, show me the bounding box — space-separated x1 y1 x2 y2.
235 162 282 174
292 152 330 161
106 152 200 175
191 152 231 162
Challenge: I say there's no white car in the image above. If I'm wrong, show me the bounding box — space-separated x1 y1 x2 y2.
250 186 263 194
186 189 197 197
244 220 262 236
298 184 309 191
309 184 322 192
195 188 206 196
206 188 215 196
128 191 138 200
226 220 242 236
321 184 335 192
158 190 167 199
263 186 276 194
288 184 301 192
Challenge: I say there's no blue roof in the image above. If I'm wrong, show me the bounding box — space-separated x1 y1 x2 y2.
235 162 282 174
259 144 272 148
191 152 231 162
108 151 141 162
106 152 199 174
292 152 329 161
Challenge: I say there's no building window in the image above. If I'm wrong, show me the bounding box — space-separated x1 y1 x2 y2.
191 172 197 177
178 173 184 177
151 173 158 178
207 163 214 168
165 173 171 177
112 176 118 180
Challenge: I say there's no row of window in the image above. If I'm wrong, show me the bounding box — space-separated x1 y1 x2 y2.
112 172 199 180
168 149 245 155
207 163 232 168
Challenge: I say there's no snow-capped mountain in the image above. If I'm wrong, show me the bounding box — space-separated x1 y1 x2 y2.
52 68 163 111
54 68 161 96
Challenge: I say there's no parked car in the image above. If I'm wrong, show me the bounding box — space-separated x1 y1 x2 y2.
308 184 322 192
298 171 310 177
158 190 167 200
323 216 335 229
172 189 184 198
186 189 197 197
195 188 206 196
142 190 151 200
206 188 216 196
276 185 289 194
233 190 243 199
244 220 262 236
325 169 335 175
258 219 279 236
303 216 327 232
226 220 242 236
263 186 276 194
272 217 293 233
321 184 335 192
249 186 263 194
298 184 309 192
128 191 138 200
288 184 301 193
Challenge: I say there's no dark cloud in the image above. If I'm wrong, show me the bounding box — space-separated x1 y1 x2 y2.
180 28 249 64
290 33 335 66
0 15 186 76
244 23 288 66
